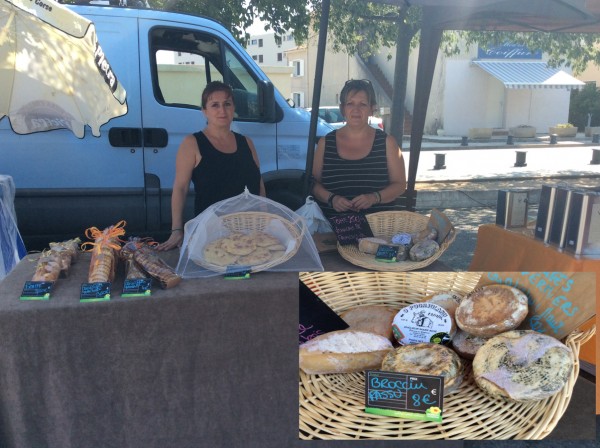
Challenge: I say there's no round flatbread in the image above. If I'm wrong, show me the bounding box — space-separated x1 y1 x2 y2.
250 231 282 248
237 247 272 266
266 243 286 251
203 241 239 266
221 234 257 255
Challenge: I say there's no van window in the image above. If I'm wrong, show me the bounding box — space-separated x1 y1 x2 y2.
151 27 262 121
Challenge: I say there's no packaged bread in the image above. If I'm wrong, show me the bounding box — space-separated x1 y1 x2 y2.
473 330 574 402
299 329 393 374
133 244 181 289
381 343 464 395
357 237 388 255
455 284 528 337
31 250 62 282
339 305 398 341
82 221 126 283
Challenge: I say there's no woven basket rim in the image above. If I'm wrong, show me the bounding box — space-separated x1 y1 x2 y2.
298 271 595 440
337 210 457 271
191 211 303 273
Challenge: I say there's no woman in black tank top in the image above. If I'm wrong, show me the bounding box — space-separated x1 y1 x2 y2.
312 79 407 218
157 81 265 251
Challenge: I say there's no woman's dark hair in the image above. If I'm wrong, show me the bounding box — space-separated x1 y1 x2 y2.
339 79 377 109
201 81 234 109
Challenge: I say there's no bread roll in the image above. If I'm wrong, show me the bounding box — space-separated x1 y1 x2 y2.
381 343 464 395
424 291 461 318
473 330 574 402
358 237 388 255
299 329 393 374
340 305 397 341
455 284 528 337
451 329 489 360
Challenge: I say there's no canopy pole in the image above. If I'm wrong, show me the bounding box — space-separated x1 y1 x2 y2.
407 8 443 195
303 0 331 198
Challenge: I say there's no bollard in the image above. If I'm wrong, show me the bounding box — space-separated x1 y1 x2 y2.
514 150 527 167
550 134 558 144
433 153 446 170
591 148 600 165
593 133 600 144
506 135 514 145
461 136 468 146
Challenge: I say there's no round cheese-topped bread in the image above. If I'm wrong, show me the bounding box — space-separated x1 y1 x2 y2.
473 330 574 402
451 329 489 360
455 284 528 337
340 305 398 341
299 329 393 374
381 343 464 395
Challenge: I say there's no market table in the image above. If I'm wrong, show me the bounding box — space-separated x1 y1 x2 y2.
469 223 598 412
0 251 300 448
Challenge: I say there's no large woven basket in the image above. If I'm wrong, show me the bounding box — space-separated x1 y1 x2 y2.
337 211 456 271
298 271 596 440
192 211 303 274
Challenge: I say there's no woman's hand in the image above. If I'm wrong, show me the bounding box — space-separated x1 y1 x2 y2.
156 231 183 251
331 194 354 212
350 193 378 211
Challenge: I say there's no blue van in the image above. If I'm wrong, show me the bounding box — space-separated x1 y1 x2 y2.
1 4 330 249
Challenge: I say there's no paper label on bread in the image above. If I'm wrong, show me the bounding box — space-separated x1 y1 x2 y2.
392 303 453 345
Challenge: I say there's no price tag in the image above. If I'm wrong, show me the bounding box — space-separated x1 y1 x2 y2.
20 281 54 301
224 265 251 279
365 370 444 422
122 278 152 297
375 245 398 262
328 212 374 246
80 282 111 302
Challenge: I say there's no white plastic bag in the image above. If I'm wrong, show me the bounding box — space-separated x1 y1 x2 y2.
295 196 333 234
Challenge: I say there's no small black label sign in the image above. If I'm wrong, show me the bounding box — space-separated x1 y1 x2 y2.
365 370 444 422
224 265 251 279
375 245 398 262
299 280 348 345
327 212 374 246
20 281 54 301
80 282 111 302
122 278 152 297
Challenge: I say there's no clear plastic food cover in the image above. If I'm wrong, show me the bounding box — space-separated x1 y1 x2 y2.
295 196 333 234
176 188 324 278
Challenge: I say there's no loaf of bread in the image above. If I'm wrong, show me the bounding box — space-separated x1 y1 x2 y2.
339 305 398 341
424 291 462 318
299 329 393 374
455 284 528 337
473 330 574 402
358 237 388 255
381 343 464 395
451 329 489 360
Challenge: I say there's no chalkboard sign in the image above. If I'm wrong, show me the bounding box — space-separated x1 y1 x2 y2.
327 212 374 246
80 282 111 302
375 245 398 262
122 278 152 297
20 281 53 301
224 265 251 279
365 370 444 422
299 280 348 345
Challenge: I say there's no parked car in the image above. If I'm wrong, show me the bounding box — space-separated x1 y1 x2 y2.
308 106 384 130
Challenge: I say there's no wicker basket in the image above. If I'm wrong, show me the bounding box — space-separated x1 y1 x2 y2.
337 211 457 271
191 211 303 274
298 271 596 440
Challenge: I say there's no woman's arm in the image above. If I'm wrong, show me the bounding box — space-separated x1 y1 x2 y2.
157 134 198 250
311 136 353 212
247 137 266 197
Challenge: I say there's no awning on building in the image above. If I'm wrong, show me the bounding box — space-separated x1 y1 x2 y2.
471 60 586 90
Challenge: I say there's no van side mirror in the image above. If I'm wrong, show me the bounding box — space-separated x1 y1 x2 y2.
258 80 276 123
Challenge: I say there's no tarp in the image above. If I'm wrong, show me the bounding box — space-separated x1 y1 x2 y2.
472 60 586 90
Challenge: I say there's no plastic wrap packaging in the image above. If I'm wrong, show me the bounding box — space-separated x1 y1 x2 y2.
0 175 26 281
177 188 324 278
31 250 63 282
81 221 126 283
121 239 149 280
295 196 333 234
122 237 181 288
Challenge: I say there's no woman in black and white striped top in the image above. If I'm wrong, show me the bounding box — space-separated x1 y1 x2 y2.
312 79 406 218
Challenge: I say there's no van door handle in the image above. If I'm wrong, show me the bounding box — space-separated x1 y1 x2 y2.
144 128 168 148
109 127 143 147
